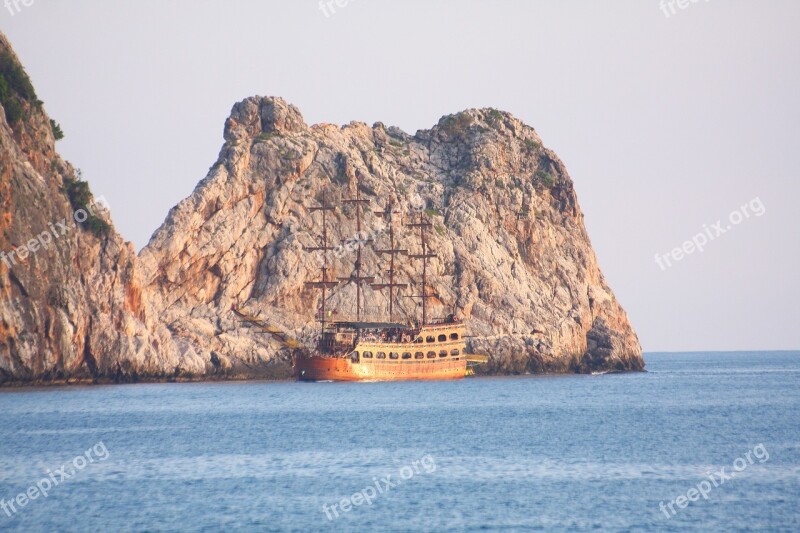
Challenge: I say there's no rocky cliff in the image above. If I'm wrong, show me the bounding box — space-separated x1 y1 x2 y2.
0 33 643 384
138 96 643 377
0 35 202 383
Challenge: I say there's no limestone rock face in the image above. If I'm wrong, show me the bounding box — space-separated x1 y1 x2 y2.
0 31 642 383
0 35 203 383
140 96 643 376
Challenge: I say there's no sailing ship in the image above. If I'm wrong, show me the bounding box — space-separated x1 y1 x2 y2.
293 184 483 382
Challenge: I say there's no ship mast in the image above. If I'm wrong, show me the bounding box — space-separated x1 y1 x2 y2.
371 204 407 322
338 177 374 322
303 191 339 335
406 212 436 326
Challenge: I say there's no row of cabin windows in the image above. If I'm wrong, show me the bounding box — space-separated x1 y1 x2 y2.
416 333 460 343
358 349 460 359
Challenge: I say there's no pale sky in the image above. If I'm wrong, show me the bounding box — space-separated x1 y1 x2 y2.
2 1 798 352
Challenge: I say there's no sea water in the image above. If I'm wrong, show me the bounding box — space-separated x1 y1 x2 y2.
0 351 798 532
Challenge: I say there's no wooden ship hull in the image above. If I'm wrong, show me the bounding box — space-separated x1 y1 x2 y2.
295 322 467 382
295 353 466 382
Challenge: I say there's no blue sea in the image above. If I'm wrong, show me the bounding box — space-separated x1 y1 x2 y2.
0 352 798 532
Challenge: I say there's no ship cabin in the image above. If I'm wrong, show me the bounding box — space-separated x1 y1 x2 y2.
318 316 467 363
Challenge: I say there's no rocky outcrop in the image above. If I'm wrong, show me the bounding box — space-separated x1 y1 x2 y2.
0 34 202 384
0 32 642 384
139 96 643 377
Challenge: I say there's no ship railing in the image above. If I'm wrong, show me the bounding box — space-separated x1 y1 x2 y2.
426 315 461 325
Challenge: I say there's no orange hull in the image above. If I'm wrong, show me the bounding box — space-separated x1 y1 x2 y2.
295 354 466 382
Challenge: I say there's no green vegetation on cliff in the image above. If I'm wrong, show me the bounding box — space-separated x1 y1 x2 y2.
0 50 37 125
63 173 110 237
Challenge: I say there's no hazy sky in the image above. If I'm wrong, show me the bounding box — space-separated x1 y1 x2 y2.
2 1 798 352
